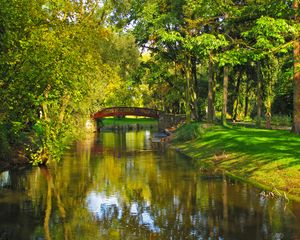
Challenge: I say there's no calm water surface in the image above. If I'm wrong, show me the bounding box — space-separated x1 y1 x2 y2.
0 130 300 240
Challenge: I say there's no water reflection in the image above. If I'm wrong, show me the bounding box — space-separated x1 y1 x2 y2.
0 130 299 240
86 191 160 233
0 171 10 187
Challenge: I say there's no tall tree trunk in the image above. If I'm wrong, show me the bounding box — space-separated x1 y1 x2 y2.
232 74 241 122
191 56 200 121
256 62 262 127
293 0 300 134
265 103 271 129
244 80 250 118
42 84 51 123
265 93 272 129
222 10 229 125
222 66 229 125
185 57 192 123
208 54 215 123
58 94 70 125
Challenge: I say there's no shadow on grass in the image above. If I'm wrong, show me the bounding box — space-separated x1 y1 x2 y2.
181 125 300 173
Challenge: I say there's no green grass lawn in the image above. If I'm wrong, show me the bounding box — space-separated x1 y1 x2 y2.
100 117 158 126
173 123 300 200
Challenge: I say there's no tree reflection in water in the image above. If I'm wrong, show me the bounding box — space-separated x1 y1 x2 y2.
86 192 160 233
0 130 299 239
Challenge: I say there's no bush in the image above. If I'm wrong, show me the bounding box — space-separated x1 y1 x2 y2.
271 115 292 126
0 123 10 161
174 123 204 142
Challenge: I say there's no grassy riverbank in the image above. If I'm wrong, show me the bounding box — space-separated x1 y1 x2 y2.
172 123 300 200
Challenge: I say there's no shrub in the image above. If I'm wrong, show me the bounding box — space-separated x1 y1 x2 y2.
271 115 292 126
174 123 204 142
0 123 10 161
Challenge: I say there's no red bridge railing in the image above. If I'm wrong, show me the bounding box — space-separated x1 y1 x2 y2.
92 107 161 119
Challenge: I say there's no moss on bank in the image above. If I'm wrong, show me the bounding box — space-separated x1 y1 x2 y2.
172 123 300 201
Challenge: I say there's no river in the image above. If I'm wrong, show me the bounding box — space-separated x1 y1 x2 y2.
0 129 300 240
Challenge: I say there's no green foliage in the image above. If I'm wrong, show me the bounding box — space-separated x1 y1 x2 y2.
1 0 300 165
260 54 280 116
242 16 294 57
218 48 249 67
10 122 23 139
174 123 204 141
0 123 10 161
190 34 229 57
0 0 141 163
128 0 299 126
271 115 292 127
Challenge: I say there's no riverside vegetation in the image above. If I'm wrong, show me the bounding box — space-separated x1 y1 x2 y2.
1 0 300 173
172 122 300 201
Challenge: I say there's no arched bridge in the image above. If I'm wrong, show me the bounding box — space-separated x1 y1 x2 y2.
92 107 185 130
93 107 161 119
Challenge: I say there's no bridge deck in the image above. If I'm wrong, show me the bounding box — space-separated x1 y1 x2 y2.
93 107 161 119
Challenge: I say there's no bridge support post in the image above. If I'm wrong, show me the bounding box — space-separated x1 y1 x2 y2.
95 119 103 131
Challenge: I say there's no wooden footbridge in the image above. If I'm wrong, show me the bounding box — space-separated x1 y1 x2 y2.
92 107 185 130
93 107 161 119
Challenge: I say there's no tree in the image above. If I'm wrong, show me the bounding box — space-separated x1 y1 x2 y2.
293 0 300 134
0 0 141 163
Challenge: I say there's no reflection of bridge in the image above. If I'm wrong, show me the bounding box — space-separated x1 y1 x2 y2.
92 107 185 130
93 107 161 119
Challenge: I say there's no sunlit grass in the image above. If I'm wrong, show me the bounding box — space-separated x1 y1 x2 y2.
173 123 300 198
101 117 158 126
